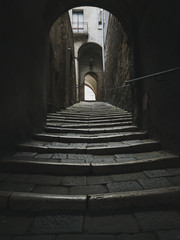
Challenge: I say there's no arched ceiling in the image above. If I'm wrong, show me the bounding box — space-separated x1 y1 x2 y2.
78 43 102 60
45 0 143 36
85 74 97 94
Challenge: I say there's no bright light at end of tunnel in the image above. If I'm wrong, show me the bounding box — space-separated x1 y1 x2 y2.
85 85 96 101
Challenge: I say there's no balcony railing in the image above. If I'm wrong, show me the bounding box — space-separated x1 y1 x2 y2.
72 22 88 36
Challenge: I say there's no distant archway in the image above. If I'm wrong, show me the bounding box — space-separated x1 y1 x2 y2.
78 43 103 101
85 85 96 100
84 72 97 100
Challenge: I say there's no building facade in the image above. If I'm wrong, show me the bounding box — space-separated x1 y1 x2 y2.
69 7 109 101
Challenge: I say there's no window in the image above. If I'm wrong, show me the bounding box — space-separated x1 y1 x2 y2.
98 9 103 29
72 10 84 33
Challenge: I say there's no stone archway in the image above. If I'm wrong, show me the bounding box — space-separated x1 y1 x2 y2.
78 43 103 101
84 72 98 100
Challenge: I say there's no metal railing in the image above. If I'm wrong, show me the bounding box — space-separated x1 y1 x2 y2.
103 66 180 92
125 66 180 84
72 22 88 35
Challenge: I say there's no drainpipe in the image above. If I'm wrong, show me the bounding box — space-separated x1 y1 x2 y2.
102 9 105 72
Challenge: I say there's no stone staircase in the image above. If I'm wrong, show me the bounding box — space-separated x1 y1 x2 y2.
1 101 180 239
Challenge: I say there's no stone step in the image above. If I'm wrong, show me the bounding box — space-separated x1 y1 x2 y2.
46 117 133 124
16 139 161 155
1 165 180 212
56 111 129 116
44 125 138 134
46 121 133 129
1 186 180 213
1 152 179 176
47 113 132 119
34 131 148 143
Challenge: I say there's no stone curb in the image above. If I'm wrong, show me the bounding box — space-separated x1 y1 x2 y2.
9 192 87 212
1 186 180 213
0 155 179 176
88 186 180 212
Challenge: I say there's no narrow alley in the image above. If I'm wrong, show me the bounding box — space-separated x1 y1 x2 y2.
1 0 180 239
0 102 180 239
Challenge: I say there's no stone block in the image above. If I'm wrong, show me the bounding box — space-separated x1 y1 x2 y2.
0 215 33 235
56 234 116 240
52 153 67 160
0 236 13 240
156 230 180 240
0 191 11 209
30 215 84 234
0 183 35 192
35 154 53 159
4 174 31 183
138 177 174 189
61 176 87 186
168 176 180 185
107 181 143 192
14 236 56 240
87 175 113 185
144 169 173 178
70 185 108 195
28 175 61 185
167 168 180 176
14 152 37 158
135 210 180 232
111 172 146 182
61 159 86 163
0 173 9 181
33 186 69 194
84 214 139 233
117 233 156 239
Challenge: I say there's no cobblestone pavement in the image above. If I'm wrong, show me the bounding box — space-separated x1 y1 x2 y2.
0 101 180 239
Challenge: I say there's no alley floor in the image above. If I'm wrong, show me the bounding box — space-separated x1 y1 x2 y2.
0 101 180 239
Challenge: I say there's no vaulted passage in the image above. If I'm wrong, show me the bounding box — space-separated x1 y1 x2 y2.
1 0 180 237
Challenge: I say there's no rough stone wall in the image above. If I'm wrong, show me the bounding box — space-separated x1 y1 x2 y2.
1 0 180 155
134 0 180 153
48 13 76 111
103 14 134 112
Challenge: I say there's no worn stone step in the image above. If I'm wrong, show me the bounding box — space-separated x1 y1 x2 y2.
47 114 132 121
16 139 161 155
46 121 133 129
46 117 133 124
56 111 129 117
0 186 180 213
88 186 180 212
48 110 132 117
1 153 179 175
34 131 148 143
44 125 138 134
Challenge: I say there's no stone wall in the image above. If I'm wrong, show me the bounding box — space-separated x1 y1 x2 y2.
48 13 76 111
103 14 134 112
134 1 180 153
1 0 180 155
